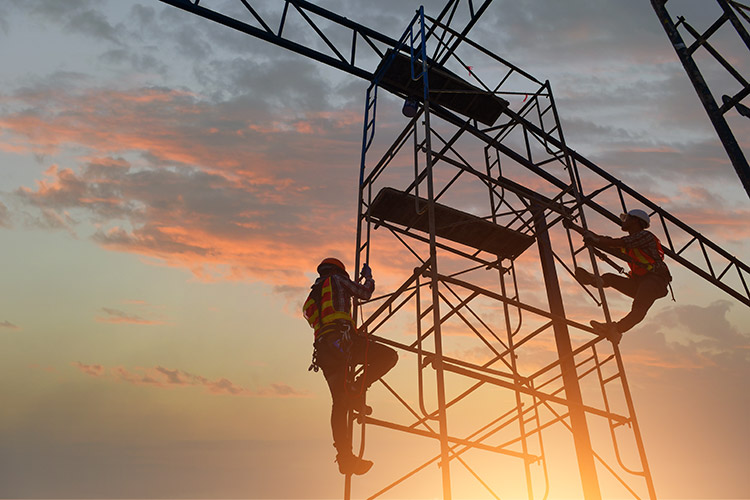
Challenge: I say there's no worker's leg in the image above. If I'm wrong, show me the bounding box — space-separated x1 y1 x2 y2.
316 333 375 475
325 368 350 454
601 273 639 298
350 335 398 389
316 337 351 454
615 275 668 333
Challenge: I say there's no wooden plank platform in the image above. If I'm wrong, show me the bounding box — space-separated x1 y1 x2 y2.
369 187 534 260
376 50 509 126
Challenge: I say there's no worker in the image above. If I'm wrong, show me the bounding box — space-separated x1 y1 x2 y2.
575 209 672 343
303 257 398 476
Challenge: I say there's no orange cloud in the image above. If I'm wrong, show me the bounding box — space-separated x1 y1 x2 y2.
3 86 369 290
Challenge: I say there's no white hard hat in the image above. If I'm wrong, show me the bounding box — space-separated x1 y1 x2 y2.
627 209 650 228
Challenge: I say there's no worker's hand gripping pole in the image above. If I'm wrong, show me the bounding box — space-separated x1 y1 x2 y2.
360 262 372 281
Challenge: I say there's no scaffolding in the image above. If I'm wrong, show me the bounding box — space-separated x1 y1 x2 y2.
347 7 748 500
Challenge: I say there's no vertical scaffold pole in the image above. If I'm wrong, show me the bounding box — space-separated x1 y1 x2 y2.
414 6 452 498
533 204 602 500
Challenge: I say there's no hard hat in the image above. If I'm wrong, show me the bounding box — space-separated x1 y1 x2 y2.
317 257 346 274
627 209 650 228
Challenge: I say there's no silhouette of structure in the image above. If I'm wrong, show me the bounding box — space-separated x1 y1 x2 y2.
158 1 750 498
652 0 750 198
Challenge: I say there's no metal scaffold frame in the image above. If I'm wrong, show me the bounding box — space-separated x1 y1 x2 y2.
348 9 656 500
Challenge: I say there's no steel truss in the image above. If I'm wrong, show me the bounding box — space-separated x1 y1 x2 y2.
652 0 750 198
157 0 492 82
349 7 746 500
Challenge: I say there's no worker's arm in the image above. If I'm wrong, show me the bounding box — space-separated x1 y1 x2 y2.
583 230 627 249
336 274 375 301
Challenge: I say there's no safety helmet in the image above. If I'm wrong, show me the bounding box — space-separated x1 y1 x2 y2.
625 209 650 228
317 257 346 275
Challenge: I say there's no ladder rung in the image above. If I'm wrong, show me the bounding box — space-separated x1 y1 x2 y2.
602 373 621 385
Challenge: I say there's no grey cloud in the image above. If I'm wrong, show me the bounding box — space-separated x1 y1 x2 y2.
131 4 157 31
9 0 123 43
623 300 749 377
8 0 94 19
98 49 169 75
64 8 124 44
16 158 301 233
475 0 716 64
93 226 210 258
193 56 333 111
559 117 641 145
0 200 11 228
155 366 187 385
651 300 749 350
12 71 93 98
22 208 77 233
0 12 8 36
208 378 246 395
584 137 746 191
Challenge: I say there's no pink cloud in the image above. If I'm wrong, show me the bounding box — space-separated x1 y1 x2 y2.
96 307 165 325
2 85 367 289
72 361 105 377
72 362 309 398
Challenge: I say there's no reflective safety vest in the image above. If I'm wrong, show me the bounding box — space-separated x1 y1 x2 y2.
303 276 355 339
622 234 664 277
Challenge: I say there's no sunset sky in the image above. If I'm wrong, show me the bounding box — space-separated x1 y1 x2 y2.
1 0 749 499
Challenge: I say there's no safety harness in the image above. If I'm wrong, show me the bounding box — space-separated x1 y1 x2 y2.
303 276 356 339
303 276 356 372
621 233 664 277
621 233 675 300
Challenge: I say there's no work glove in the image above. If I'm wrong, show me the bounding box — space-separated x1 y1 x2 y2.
361 263 373 280
583 231 600 245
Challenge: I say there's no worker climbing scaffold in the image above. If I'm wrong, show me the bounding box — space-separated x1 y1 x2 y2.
576 209 673 343
303 257 398 476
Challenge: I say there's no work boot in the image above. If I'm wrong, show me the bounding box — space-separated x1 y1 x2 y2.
575 267 604 287
348 390 373 416
590 320 622 344
336 452 374 475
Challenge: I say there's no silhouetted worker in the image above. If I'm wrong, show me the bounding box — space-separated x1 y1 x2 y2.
303 257 398 476
575 209 672 343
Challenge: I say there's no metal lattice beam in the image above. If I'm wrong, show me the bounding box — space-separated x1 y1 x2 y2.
652 0 750 198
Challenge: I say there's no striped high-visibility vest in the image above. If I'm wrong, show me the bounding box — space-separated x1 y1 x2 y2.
622 234 664 277
303 276 355 339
